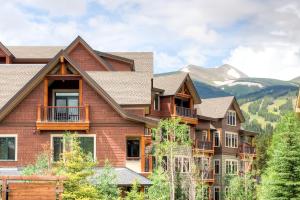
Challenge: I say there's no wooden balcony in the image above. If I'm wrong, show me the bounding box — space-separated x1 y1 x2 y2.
239 143 256 159
36 105 90 131
175 106 198 124
193 141 214 156
198 169 214 183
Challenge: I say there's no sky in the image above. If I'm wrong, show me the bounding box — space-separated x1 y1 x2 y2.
0 0 300 80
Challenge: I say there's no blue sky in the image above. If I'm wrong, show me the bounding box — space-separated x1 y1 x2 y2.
0 0 300 80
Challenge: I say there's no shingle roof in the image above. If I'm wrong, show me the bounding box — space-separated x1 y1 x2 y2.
87 71 151 105
195 96 235 119
108 52 153 73
7 46 64 59
6 47 153 73
0 64 45 109
93 168 152 186
153 71 188 96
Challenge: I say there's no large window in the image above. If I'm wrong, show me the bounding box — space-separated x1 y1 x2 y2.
225 132 238 148
227 110 236 126
0 135 16 161
225 160 238 174
154 94 160 111
213 131 220 147
52 135 95 162
214 159 220 175
175 156 190 173
214 187 220 200
127 138 140 158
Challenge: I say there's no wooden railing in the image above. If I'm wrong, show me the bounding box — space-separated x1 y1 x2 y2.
37 105 89 123
199 169 214 181
239 143 256 154
175 106 196 118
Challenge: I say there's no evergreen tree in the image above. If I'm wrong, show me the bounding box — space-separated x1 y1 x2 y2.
147 167 170 200
259 113 300 200
96 160 120 200
55 134 99 200
125 180 144 200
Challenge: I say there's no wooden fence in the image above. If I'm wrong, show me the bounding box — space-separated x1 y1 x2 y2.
1 176 65 200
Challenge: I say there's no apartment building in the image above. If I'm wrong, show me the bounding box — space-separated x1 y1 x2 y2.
196 97 256 200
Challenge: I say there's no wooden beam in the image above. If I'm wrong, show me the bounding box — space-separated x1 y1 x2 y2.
37 104 41 122
79 79 83 106
46 75 81 80
85 104 90 123
60 56 67 75
140 136 145 172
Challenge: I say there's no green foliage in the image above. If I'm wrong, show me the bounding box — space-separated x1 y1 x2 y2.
22 153 52 176
243 119 263 133
95 160 120 200
175 173 188 200
195 182 209 200
225 174 256 200
259 113 300 200
248 100 262 115
125 180 144 200
55 134 99 200
147 167 170 200
279 98 293 114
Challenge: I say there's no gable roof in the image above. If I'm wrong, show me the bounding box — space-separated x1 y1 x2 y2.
0 42 13 57
87 71 151 105
153 71 201 103
0 51 157 126
7 46 63 59
195 96 245 122
0 64 45 109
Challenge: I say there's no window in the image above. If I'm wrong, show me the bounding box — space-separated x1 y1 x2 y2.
225 160 238 174
213 131 220 147
154 94 160 111
127 138 140 158
214 159 220 175
0 57 6 64
227 110 236 126
52 135 95 162
201 130 208 141
0 135 17 161
174 156 190 173
225 132 238 148
214 187 220 200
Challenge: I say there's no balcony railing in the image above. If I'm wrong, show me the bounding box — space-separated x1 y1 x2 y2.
239 143 256 154
175 106 196 118
199 169 214 181
195 141 213 150
36 105 90 131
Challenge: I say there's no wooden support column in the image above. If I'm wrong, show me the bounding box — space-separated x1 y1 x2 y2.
79 79 83 106
43 78 48 121
60 56 67 75
85 104 89 122
140 136 145 172
37 104 41 122
207 129 211 141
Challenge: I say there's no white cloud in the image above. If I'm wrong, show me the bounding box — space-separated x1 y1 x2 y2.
223 45 300 80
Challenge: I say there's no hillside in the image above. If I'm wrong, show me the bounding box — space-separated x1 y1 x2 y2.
186 64 299 132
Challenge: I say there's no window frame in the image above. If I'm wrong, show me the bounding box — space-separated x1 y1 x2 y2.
201 130 208 141
214 159 221 175
227 110 237 126
174 156 191 173
213 131 220 147
153 93 160 111
214 186 221 200
225 159 238 175
225 132 238 148
50 134 96 161
126 137 141 159
0 134 17 162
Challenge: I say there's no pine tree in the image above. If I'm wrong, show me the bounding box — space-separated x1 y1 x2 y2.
96 160 120 200
259 113 300 200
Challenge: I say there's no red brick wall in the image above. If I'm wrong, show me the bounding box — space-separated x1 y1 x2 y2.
68 43 108 71
0 78 144 167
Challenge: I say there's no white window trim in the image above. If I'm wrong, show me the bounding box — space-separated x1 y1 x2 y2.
214 159 221 175
0 134 18 162
214 186 221 200
175 155 191 173
52 89 79 106
213 131 220 147
50 134 96 161
201 130 208 141
153 93 160 111
225 159 239 175
225 131 238 148
227 110 237 126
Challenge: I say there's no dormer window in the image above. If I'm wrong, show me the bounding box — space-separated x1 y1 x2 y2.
154 94 160 111
227 110 236 126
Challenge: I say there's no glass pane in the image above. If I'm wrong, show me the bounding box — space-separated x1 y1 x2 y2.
79 137 94 158
0 137 15 160
53 137 63 162
56 93 79 97
127 139 140 158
